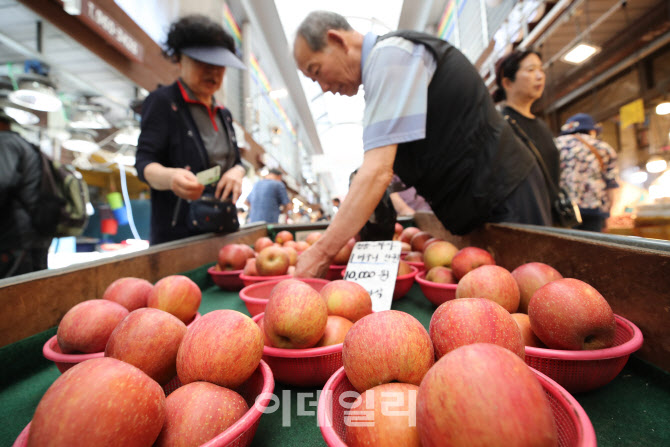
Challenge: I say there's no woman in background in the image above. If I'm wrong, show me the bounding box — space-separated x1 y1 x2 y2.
135 15 246 244
494 50 560 221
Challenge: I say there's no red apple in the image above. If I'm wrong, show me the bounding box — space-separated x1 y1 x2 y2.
254 236 274 253
422 241 459 270
102 277 153 311
320 280 373 322
528 278 616 350
240 244 256 259
399 226 420 244
254 315 273 346
243 258 259 276
400 241 412 252
217 244 249 270
315 315 354 347
451 246 496 280
28 357 165 447
295 240 310 252
345 382 421 447
343 310 434 393
410 231 432 252
398 260 413 276
455 265 520 313
332 238 356 265
424 266 455 284
423 237 443 251
177 309 263 388
305 231 323 245
147 275 201 324
57 299 129 353
256 245 290 276
275 230 294 244
511 313 545 348
283 246 298 266
263 279 328 348
404 251 424 262
416 343 558 447
104 308 187 385
155 382 248 447
429 298 525 360
282 240 298 250
511 262 563 313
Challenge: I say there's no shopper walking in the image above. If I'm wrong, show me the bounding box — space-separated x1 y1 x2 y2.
245 169 290 224
0 110 50 277
555 113 619 232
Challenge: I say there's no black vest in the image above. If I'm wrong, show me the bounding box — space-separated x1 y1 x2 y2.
377 31 535 235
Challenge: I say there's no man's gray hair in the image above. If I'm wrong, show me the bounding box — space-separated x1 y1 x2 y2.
296 11 353 51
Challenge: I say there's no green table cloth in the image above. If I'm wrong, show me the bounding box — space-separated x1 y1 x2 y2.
1 263 668 446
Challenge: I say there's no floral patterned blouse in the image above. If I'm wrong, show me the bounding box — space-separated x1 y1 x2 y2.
555 133 619 215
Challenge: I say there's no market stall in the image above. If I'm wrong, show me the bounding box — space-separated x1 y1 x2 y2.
1 221 669 446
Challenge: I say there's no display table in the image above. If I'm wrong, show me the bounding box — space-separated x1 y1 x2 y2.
1 261 669 446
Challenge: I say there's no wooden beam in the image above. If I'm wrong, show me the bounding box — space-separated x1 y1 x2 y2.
0 226 266 347
539 0 670 115
18 0 176 91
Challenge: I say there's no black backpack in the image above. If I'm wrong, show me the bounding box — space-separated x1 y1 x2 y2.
32 149 90 238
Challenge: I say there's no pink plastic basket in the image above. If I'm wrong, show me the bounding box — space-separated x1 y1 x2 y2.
414 270 457 306
43 312 202 373
405 260 425 272
253 313 343 387
317 366 596 447
239 278 330 316
239 273 292 288
392 265 418 300
400 253 425 272
13 360 275 447
525 314 643 393
208 267 245 291
326 264 346 281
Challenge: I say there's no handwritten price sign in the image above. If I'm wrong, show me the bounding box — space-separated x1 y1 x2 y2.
343 241 402 311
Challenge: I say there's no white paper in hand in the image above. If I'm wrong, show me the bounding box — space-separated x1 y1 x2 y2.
343 241 402 312
196 165 221 185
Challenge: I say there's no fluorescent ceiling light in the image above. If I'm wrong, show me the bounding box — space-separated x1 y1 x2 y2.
114 126 141 146
69 105 111 129
8 75 62 112
561 43 600 65
62 131 99 154
656 102 670 115
4 106 39 125
646 155 667 174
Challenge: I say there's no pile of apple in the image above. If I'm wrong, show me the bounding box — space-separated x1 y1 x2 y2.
30 275 265 446
216 230 327 278
339 308 559 446
448 253 617 351
258 279 373 350
56 275 201 355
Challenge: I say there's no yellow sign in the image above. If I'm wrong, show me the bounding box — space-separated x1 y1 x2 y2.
620 99 645 129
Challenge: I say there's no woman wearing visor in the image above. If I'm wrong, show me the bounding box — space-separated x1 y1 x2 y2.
135 15 247 244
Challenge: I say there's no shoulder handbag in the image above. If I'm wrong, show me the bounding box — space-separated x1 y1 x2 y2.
573 134 605 172
171 100 239 234
504 114 582 228
186 186 239 233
